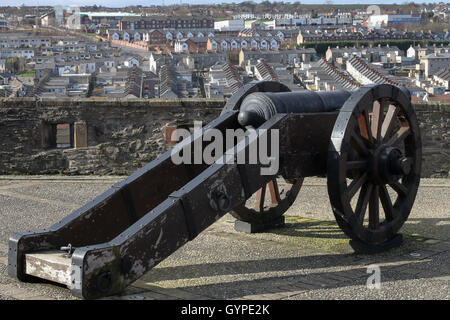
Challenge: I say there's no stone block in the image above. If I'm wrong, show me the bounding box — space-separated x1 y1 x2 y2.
74 121 87 149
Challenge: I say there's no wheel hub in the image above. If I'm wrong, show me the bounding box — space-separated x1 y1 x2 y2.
370 146 410 184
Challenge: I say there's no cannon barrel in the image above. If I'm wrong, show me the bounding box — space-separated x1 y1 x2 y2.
238 90 352 127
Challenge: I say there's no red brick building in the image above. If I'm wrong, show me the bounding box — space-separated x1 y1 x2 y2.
120 16 214 30
146 30 165 44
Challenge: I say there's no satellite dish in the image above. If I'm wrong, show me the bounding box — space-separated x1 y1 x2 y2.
367 5 381 15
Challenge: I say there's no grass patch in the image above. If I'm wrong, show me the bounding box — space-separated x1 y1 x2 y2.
17 69 35 77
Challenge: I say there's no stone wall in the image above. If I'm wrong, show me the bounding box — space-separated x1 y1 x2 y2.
0 98 448 177
414 102 450 178
0 98 224 175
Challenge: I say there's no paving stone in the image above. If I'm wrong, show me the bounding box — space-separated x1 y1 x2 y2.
114 291 174 300
292 280 323 290
133 280 210 300
338 268 369 279
0 284 53 300
403 249 440 260
433 275 450 281
21 295 56 300
426 241 450 253
389 265 428 276
276 285 308 297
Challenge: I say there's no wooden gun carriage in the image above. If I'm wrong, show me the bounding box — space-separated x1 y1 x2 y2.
9 81 421 299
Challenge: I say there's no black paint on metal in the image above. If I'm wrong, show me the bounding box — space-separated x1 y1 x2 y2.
238 90 351 127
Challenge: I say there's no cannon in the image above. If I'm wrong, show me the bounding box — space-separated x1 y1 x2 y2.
8 81 421 299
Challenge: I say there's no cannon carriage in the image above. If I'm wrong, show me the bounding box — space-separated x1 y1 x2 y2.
8 81 421 299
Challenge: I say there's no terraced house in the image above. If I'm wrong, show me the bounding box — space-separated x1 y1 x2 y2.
207 37 280 52
119 16 214 30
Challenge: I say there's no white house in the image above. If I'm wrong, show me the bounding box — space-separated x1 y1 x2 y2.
0 59 6 73
251 39 258 50
214 19 245 31
221 40 229 51
133 32 141 41
260 39 268 50
322 17 337 25
270 39 279 49
276 31 285 40
231 40 239 50
209 39 218 51
123 56 139 67
110 31 120 40
292 17 307 26
122 31 130 42
0 49 35 59
174 40 189 53
165 31 173 40
308 17 322 25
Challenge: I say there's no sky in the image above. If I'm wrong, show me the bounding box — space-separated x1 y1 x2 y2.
0 0 446 7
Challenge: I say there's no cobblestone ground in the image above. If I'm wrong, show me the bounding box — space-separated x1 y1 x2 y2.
0 177 448 300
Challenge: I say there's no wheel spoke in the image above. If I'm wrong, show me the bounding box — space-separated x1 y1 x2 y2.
381 104 399 140
386 126 410 147
389 181 408 197
371 100 384 142
346 160 368 171
358 110 372 143
379 184 396 221
350 132 369 156
368 185 380 229
355 182 373 224
231 179 303 224
268 179 281 205
254 184 267 212
348 172 368 199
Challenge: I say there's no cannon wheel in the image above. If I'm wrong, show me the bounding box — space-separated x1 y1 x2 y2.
230 178 303 224
327 84 422 245
224 81 302 225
